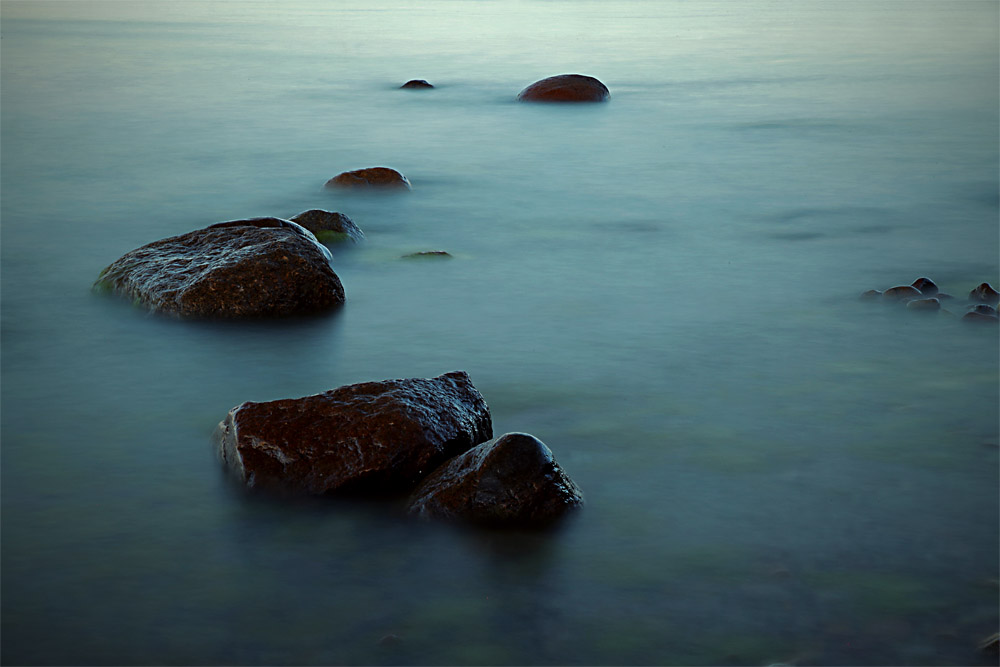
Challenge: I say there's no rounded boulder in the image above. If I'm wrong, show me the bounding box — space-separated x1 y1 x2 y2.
516 74 610 103
325 167 411 190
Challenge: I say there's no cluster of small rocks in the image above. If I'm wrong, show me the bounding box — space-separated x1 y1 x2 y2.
861 277 999 324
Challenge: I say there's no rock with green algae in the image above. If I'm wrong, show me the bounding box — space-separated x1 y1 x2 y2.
289 209 365 243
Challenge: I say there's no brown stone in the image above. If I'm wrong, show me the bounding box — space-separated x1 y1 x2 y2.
516 74 610 103
859 289 883 300
407 432 584 526
882 285 922 301
400 79 433 89
214 372 493 495
910 277 939 296
289 209 365 243
94 218 344 318
325 167 410 190
969 282 1000 304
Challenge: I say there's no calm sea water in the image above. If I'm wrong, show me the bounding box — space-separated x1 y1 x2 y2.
2 1 998 665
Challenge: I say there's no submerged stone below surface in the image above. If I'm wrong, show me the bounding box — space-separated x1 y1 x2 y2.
906 297 940 312
402 250 451 259
516 74 610 103
214 371 493 495
406 432 584 526
289 209 365 243
325 167 411 190
94 218 344 318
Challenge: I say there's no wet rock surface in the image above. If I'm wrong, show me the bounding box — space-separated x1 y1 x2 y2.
407 432 584 526
94 218 344 318
400 79 433 89
214 372 493 495
325 167 411 190
289 209 365 243
516 74 610 103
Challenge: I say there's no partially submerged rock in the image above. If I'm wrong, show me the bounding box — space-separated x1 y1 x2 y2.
407 432 584 526
859 289 883 300
882 285 922 301
911 277 939 296
516 74 610 103
214 372 493 495
94 218 344 318
325 167 411 190
401 79 433 89
289 209 365 243
963 304 999 324
906 297 940 312
969 282 1000 304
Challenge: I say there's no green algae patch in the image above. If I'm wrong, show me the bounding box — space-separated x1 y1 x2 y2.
313 230 353 244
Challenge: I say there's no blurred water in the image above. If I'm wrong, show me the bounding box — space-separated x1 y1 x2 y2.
2 1 998 665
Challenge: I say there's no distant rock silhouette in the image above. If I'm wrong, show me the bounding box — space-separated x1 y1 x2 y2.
325 167 411 190
401 79 434 89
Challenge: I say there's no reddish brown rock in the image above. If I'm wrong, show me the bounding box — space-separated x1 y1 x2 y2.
94 218 344 318
289 209 365 243
400 79 433 89
911 277 939 296
516 74 610 103
969 282 1000 304
214 372 493 495
325 167 411 190
407 432 584 526
882 285 922 301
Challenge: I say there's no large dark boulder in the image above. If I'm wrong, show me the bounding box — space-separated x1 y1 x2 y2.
325 167 411 190
406 432 584 526
214 372 493 495
94 217 344 318
289 209 365 243
516 74 610 103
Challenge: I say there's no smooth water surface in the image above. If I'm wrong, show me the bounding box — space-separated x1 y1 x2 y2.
2 1 998 664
